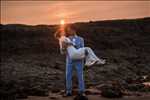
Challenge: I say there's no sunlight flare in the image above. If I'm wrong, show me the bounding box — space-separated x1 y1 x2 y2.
60 19 65 25
60 19 66 34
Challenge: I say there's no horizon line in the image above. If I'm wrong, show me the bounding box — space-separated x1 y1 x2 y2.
1 17 149 26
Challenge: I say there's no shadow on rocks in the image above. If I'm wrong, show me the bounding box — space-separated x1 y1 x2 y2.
0 80 27 100
98 83 123 98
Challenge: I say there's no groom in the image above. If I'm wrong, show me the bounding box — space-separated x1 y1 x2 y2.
64 26 85 96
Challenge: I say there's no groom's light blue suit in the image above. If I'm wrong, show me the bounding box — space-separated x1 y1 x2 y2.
66 35 85 94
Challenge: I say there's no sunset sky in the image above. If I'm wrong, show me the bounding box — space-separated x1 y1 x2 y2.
1 1 150 25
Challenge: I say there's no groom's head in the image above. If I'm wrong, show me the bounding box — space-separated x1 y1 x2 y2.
65 26 76 37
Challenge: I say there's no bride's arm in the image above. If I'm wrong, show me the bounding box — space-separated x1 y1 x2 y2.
59 36 75 54
59 38 66 55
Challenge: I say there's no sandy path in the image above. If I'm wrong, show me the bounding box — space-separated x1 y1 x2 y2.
20 95 150 100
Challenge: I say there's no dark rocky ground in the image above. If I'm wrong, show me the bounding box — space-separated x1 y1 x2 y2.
0 17 150 99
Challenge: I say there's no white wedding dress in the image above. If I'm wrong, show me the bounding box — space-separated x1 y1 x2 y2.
59 36 105 66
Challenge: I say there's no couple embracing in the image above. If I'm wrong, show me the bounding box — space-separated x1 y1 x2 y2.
54 25 106 97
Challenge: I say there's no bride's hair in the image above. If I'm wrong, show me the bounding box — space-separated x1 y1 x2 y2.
54 25 76 39
54 29 61 39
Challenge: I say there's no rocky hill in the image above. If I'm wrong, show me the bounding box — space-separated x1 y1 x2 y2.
1 17 150 99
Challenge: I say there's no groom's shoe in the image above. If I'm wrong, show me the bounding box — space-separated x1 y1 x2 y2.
63 93 72 97
67 93 72 96
74 93 88 100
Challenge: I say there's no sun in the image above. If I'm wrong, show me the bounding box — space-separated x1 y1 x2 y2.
60 19 65 25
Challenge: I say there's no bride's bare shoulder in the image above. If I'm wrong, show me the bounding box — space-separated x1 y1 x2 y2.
59 36 70 42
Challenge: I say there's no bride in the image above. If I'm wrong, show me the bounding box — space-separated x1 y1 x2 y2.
55 27 106 67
